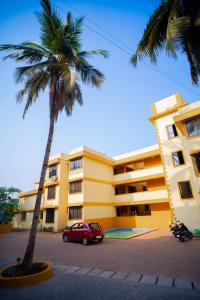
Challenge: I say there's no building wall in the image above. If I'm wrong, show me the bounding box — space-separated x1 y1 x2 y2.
148 178 166 191
83 157 113 182
13 212 34 229
84 205 116 229
153 94 200 230
57 159 68 231
83 180 113 203
144 156 162 168
116 203 171 229
16 94 200 232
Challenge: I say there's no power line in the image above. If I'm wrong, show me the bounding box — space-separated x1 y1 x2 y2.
52 1 200 97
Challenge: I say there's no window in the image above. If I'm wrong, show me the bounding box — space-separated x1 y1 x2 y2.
69 181 82 193
167 124 178 139
79 223 88 229
185 116 200 137
69 206 82 219
191 152 200 175
47 186 56 199
40 212 43 220
172 151 185 166
49 164 57 178
116 206 129 216
89 223 100 230
21 212 26 221
116 205 151 216
70 157 82 170
70 223 79 230
178 181 193 199
128 185 136 193
113 166 124 175
142 185 147 191
115 185 126 195
46 208 55 223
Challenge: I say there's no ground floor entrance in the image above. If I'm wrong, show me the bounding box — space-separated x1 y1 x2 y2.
115 202 171 229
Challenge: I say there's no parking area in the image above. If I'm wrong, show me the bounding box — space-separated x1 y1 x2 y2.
1 229 200 282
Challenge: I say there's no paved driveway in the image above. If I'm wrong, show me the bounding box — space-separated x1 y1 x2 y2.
1 229 200 281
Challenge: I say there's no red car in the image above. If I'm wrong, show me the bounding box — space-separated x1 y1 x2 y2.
63 222 104 245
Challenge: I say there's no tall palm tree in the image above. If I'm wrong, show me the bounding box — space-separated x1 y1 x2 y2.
131 0 200 84
0 0 108 271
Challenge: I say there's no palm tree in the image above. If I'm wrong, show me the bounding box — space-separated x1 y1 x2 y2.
131 0 200 84
0 0 108 271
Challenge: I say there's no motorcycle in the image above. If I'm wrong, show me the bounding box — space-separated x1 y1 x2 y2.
170 222 193 242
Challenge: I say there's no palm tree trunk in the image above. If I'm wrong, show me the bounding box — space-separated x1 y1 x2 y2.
21 113 54 271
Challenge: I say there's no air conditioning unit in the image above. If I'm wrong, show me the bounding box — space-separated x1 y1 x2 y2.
51 176 58 181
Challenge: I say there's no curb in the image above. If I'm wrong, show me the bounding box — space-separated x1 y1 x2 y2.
0 261 53 288
54 264 200 292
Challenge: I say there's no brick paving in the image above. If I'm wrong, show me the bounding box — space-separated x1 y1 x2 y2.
1 229 200 282
1 267 200 300
54 263 199 291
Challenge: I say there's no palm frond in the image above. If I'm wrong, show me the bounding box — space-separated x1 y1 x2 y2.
166 16 190 57
17 70 50 117
0 43 48 64
79 50 109 59
14 61 48 83
64 83 83 116
63 12 84 52
131 0 171 65
37 0 63 51
76 59 104 87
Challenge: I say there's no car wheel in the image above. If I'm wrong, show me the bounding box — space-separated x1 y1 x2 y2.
82 237 88 245
98 239 103 243
63 235 69 243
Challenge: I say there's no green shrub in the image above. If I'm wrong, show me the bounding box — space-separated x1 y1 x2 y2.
43 226 54 232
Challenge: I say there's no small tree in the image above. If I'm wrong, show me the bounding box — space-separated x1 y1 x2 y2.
0 187 21 223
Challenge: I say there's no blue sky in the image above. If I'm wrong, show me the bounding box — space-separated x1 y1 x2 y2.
1 0 200 191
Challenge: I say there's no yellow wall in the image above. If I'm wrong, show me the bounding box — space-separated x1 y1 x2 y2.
144 156 162 168
84 205 115 219
148 178 166 191
116 203 171 229
84 217 116 230
83 157 112 182
57 159 68 230
83 180 113 203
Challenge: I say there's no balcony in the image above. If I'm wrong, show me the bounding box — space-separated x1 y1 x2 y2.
113 166 164 185
114 189 168 205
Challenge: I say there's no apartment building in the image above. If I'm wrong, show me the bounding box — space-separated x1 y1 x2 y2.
13 93 200 232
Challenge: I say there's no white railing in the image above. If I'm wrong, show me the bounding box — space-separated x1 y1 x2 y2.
114 189 168 204
113 166 164 184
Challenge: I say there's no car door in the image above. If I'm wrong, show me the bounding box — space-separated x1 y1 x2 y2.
75 223 87 241
69 223 79 241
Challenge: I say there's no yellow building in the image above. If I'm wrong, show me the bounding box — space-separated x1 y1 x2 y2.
14 93 200 232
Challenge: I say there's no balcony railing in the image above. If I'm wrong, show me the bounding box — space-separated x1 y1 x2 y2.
112 166 164 184
114 189 168 204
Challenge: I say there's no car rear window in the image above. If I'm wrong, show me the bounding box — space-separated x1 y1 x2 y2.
89 223 100 230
